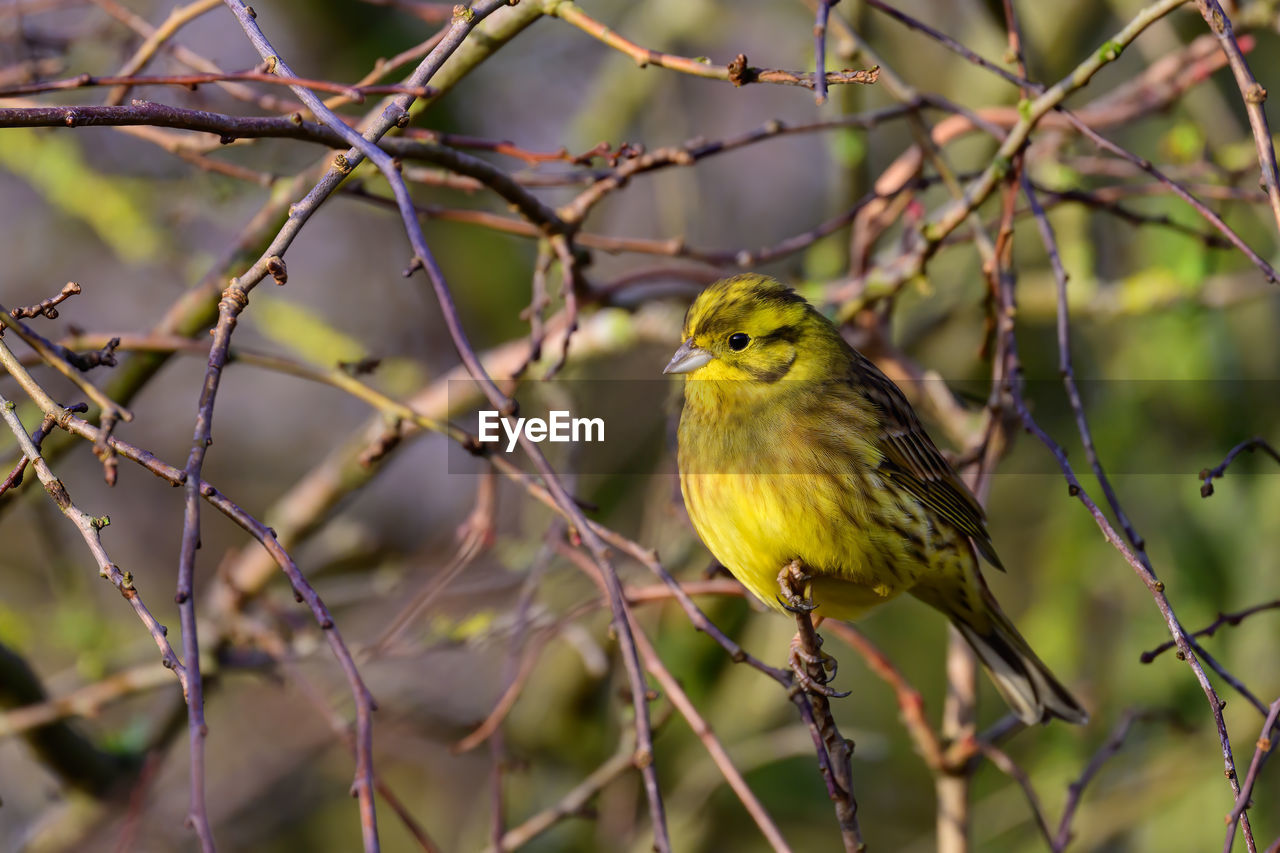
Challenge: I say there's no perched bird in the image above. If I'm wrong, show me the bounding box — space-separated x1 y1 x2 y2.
665 273 1087 725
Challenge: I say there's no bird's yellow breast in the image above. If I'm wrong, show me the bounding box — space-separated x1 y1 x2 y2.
677 380 929 621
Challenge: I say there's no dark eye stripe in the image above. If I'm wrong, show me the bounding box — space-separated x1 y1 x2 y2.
759 324 801 345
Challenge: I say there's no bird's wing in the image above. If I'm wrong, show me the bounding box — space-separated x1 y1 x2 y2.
848 353 1004 570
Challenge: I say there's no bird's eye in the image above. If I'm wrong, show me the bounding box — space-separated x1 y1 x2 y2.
728 332 750 351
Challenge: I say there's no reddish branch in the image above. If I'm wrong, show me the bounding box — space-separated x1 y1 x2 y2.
0 69 433 101
823 622 946 770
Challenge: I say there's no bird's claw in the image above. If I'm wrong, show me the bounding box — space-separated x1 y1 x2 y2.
776 593 817 614
791 635 839 677
777 561 814 613
789 633 849 698
778 561 847 697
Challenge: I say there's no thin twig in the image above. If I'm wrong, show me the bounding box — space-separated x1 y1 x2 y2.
0 664 175 737
779 563 863 853
549 1 878 91
864 0 1037 92
1058 110 1278 284
1225 699 1280 853
100 0 222 105
1022 159 1271 714
0 302 132 421
1053 710 1146 850
90 0 298 112
977 741 1054 848
998 264 1258 852
200 3 520 848
0 372 190 720
822 621 946 771
6 281 81 320
1142 600 1280 663
558 544 792 852
1193 0 1280 235
834 0 1199 318
813 0 840 105
1199 438 1280 497
0 411 58 498
214 0 673 848
484 733 638 853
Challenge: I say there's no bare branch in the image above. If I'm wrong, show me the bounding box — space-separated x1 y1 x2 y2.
1225 699 1280 853
549 1 878 91
1194 0 1280 234
1200 438 1280 497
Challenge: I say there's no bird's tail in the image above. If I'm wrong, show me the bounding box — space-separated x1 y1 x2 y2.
952 606 1089 725
915 572 1088 725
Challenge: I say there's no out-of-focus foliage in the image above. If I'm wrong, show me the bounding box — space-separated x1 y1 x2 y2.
0 128 161 262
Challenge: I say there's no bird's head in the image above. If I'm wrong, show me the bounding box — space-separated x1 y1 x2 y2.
664 274 833 384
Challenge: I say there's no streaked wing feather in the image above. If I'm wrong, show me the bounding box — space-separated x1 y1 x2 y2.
849 354 1004 571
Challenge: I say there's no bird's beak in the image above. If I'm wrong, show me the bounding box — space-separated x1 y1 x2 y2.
663 339 714 374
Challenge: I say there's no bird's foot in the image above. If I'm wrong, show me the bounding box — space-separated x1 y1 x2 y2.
776 560 815 613
789 632 849 698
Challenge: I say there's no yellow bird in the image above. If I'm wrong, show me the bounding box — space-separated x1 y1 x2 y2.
665 274 1086 725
